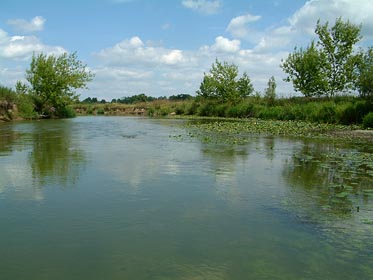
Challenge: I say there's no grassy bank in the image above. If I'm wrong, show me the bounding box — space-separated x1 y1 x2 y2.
73 96 373 128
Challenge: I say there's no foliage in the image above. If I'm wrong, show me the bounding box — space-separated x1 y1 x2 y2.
363 112 373 128
16 93 37 118
169 94 193 101
315 17 362 96
0 85 37 119
355 47 373 100
115 93 156 104
282 17 362 97
264 76 277 104
0 85 17 103
281 42 328 97
197 59 254 104
18 52 94 117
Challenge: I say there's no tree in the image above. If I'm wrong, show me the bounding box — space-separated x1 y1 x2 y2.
355 47 373 100
282 17 362 97
197 59 254 103
264 76 277 104
281 41 328 97
18 52 94 117
315 17 362 96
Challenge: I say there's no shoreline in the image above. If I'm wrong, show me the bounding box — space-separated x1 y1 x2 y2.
2 114 372 142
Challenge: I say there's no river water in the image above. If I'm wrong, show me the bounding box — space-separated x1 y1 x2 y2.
0 116 372 279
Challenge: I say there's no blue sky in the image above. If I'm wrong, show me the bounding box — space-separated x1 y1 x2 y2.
1 0 373 100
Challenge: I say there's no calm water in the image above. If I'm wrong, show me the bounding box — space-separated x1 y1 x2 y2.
0 116 372 280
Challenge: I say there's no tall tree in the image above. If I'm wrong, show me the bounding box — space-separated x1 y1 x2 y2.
18 52 94 117
315 17 362 96
282 17 362 97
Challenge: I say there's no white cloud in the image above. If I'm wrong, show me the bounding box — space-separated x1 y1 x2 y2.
182 0 221 15
96 36 186 67
161 50 184 65
7 16 46 33
288 0 373 38
0 34 66 60
209 36 241 53
227 13 262 39
89 34 293 100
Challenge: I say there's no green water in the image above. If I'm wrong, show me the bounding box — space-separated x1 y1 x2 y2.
0 116 372 280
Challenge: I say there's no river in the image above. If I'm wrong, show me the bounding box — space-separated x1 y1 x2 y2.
0 116 372 279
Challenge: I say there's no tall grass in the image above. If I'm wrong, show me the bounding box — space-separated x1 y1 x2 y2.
1 85 38 119
72 95 373 127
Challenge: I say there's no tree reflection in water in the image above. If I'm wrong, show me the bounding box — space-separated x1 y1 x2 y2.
29 120 85 188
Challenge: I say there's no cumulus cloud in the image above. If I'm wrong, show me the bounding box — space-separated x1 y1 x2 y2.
96 36 186 67
7 16 46 33
287 0 373 39
227 13 262 39
0 33 66 60
0 26 67 87
162 50 184 65
181 0 221 15
205 36 241 53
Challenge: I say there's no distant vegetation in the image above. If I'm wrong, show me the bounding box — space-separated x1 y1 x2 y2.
1 18 372 128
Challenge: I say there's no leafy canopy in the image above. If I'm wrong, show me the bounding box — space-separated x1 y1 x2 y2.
355 47 373 100
281 17 362 97
197 59 254 103
18 52 94 117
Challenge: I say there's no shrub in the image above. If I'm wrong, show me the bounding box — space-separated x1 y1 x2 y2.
17 94 37 118
96 108 105 115
317 103 337 123
198 102 217 116
338 103 357 124
186 101 200 115
355 101 371 123
227 102 255 118
362 112 373 128
58 106 77 118
258 106 284 120
0 85 17 103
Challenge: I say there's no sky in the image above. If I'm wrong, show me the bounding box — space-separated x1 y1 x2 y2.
0 0 373 100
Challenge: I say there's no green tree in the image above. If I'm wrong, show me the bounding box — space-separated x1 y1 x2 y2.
355 47 373 100
264 76 277 104
315 17 362 96
18 52 94 117
282 17 362 97
197 59 253 103
281 41 328 97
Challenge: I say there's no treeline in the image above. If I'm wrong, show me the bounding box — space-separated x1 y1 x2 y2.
80 93 194 104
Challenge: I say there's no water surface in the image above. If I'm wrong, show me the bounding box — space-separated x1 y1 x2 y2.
0 116 372 279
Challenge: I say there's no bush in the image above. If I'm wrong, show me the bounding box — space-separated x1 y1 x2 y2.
96 108 105 115
317 103 337 123
338 103 357 124
0 85 17 102
227 102 255 118
355 101 371 123
198 102 217 116
258 106 285 120
17 94 37 118
58 106 77 118
362 112 373 128
186 101 200 115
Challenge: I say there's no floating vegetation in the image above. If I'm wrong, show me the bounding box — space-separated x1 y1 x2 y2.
180 118 370 145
